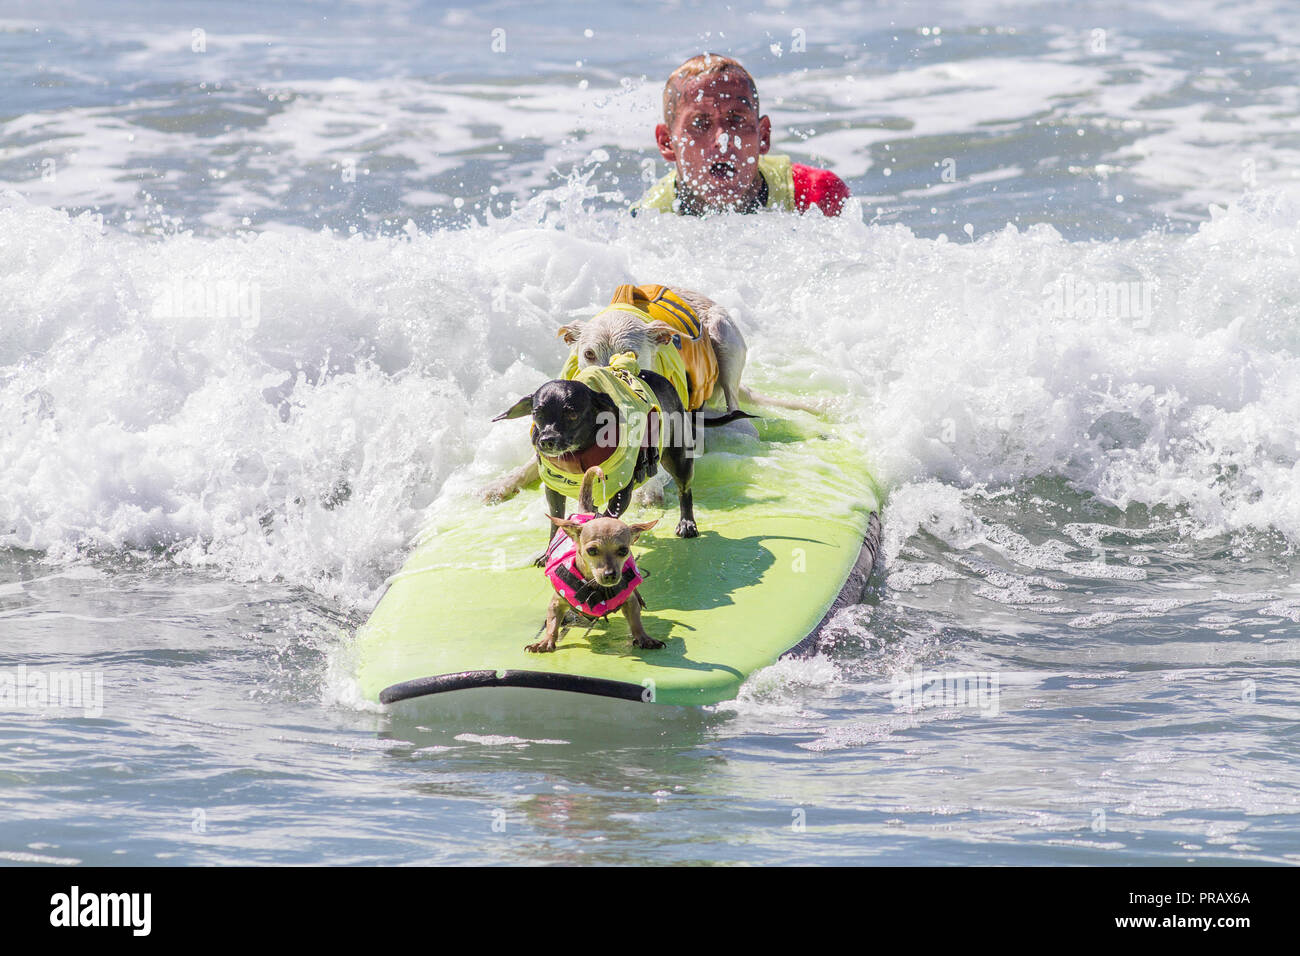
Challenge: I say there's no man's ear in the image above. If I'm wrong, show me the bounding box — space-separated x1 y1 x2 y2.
548 514 583 543
557 322 584 345
758 114 771 155
628 518 659 543
492 394 533 422
654 123 677 163
645 321 678 346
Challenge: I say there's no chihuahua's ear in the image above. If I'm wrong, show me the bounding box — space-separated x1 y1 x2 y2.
548 514 583 543
627 517 660 542
645 321 678 346
492 394 534 422
557 322 584 345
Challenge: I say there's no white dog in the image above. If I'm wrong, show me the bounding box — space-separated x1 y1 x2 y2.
481 287 813 504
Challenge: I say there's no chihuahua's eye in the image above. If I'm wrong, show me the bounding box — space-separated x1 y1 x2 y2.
617 547 629 557
586 546 600 556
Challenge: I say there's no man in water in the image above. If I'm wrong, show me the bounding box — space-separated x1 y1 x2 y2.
634 53 850 217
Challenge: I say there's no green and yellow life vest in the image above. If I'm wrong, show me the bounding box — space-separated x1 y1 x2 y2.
559 284 718 412
537 352 662 510
633 154 796 215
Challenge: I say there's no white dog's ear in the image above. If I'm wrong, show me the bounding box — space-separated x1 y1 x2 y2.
645 321 678 345
557 322 584 345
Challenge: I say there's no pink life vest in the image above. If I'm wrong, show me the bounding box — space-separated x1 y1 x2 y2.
542 513 643 618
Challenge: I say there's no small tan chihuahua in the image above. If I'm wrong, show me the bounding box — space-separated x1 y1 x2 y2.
529 466 661 653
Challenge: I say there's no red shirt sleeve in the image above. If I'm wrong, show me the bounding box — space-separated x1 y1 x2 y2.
791 163 850 217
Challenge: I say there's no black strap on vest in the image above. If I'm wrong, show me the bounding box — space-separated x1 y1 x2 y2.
554 563 639 618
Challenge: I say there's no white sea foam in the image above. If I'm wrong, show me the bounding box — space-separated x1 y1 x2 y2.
4 182 1300 613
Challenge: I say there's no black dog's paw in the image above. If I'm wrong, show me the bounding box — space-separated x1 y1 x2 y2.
632 634 665 649
676 518 698 538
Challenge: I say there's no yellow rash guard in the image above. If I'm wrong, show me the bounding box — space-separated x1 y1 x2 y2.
537 352 662 511
560 284 719 412
632 153 797 215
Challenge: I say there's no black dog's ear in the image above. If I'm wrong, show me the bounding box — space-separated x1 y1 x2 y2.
589 390 620 447
492 394 534 422
591 390 618 419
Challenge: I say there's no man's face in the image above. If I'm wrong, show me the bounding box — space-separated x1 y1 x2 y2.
655 71 771 211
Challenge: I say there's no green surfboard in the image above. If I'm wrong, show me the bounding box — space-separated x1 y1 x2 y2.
354 395 882 708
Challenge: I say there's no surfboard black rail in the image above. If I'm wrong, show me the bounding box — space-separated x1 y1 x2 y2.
379 669 649 705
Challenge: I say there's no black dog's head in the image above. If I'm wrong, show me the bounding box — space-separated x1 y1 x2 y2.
493 379 619 458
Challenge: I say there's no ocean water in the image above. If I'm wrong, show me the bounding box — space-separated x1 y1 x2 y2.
2 0 1299 865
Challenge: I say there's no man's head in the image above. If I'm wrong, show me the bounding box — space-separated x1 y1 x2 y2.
655 54 771 212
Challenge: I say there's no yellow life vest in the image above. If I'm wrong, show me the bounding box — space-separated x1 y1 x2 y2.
537 352 662 510
632 154 796 215
559 284 719 412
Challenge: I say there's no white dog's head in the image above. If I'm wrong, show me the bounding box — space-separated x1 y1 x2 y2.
559 312 678 373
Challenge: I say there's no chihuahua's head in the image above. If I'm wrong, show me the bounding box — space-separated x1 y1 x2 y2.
548 466 658 587
550 514 658 587
493 378 619 458
558 314 678 375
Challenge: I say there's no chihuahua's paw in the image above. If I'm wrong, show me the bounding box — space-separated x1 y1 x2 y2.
525 639 557 653
675 518 699 538
530 549 549 568
632 634 665 650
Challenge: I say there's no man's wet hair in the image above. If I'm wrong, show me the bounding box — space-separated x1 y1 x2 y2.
662 54 759 126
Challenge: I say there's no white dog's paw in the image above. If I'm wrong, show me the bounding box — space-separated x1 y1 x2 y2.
478 479 520 504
